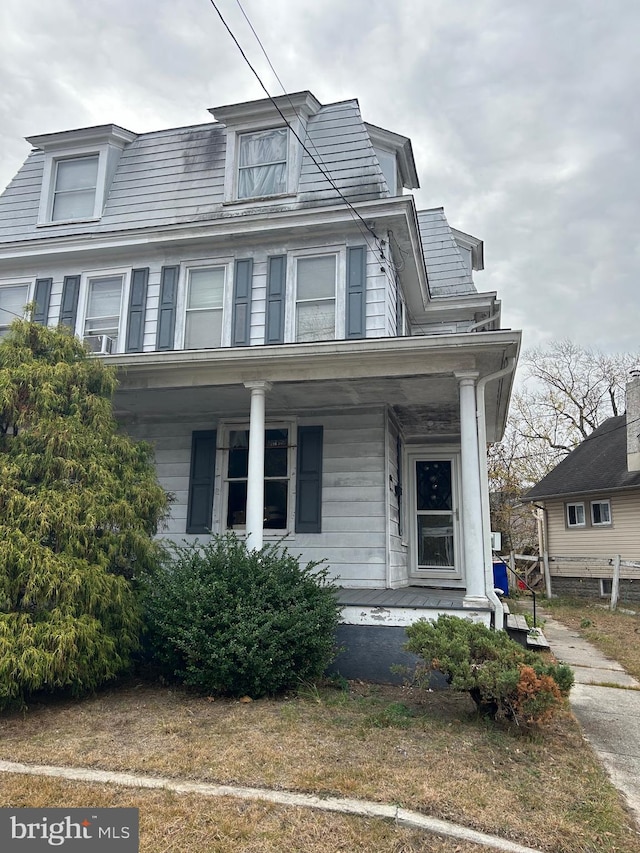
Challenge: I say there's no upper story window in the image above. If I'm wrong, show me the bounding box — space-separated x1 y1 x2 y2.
591 500 612 526
184 266 226 349
27 125 137 226
237 128 288 199
52 155 99 222
295 254 337 342
566 502 586 528
83 274 125 349
0 283 29 338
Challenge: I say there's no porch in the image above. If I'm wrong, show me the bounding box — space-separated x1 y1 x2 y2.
330 586 493 684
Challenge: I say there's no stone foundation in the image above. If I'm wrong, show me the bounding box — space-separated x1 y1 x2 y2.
551 575 640 603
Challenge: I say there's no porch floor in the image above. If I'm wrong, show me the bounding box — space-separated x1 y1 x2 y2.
336 586 490 611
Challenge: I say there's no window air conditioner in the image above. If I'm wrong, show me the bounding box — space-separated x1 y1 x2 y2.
490 531 502 552
83 334 114 354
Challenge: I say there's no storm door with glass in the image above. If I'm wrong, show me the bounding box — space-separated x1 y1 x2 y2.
410 456 462 583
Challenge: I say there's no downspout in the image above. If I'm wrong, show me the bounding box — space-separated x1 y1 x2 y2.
467 310 501 333
476 357 517 630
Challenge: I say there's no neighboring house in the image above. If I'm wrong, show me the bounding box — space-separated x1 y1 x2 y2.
524 371 640 601
0 91 521 678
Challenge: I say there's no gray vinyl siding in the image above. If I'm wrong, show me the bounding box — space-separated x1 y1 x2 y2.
417 208 477 297
124 407 389 588
546 491 640 578
0 101 388 245
0 237 389 350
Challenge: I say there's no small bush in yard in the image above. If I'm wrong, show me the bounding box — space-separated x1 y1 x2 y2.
141 535 340 698
404 615 573 725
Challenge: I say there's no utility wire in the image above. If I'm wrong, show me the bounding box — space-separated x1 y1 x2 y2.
207 0 383 250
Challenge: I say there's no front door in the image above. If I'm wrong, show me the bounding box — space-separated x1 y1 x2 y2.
409 453 464 586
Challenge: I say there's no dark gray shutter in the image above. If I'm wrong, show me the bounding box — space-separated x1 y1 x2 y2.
346 246 366 339
295 425 323 533
59 275 80 329
186 430 217 534
156 265 179 351
33 278 52 325
232 258 253 346
265 255 286 344
125 267 149 352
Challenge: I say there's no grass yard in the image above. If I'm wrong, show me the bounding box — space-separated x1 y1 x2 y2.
532 596 640 682
0 680 639 852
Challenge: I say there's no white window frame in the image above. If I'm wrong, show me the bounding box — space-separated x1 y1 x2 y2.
175 258 233 350
236 128 288 200
600 578 613 598
0 278 33 336
222 121 300 204
591 499 612 527
77 268 130 355
407 448 464 585
373 145 399 195
566 502 586 528
285 246 346 343
214 420 296 537
37 145 109 225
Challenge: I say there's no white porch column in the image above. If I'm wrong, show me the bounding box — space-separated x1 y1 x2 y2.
244 381 272 551
455 371 489 608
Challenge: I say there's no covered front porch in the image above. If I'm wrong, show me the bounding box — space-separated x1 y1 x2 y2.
110 332 519 619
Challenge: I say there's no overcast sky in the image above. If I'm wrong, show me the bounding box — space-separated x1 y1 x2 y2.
1 0 638 356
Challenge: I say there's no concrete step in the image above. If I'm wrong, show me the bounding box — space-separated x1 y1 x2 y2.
505 613 550 650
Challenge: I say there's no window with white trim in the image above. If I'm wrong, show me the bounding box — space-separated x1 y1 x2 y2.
566 502 586 528
184 266 226 349
237 128 288 199
224 426 291 531
52 155 99 222
591 500 612 526
83 274 125 346
0 283 30 337
295 254 337 342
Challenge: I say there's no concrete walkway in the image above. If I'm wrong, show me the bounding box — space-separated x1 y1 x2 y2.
0 758 544 853
533 607 640 828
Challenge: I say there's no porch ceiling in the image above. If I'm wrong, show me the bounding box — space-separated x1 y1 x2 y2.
110 331 520 440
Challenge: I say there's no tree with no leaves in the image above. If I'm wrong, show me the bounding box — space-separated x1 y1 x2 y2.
489 340 639 552
0 320 168 709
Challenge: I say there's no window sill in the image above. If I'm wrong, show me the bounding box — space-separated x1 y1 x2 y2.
222 192 296 208
36 217 101 228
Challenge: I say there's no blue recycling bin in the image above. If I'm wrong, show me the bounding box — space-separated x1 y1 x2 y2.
492 559 509 596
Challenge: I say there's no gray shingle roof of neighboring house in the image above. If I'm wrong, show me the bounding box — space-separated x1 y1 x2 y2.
524 415 640 501
417 208 477 297
0 99 388 245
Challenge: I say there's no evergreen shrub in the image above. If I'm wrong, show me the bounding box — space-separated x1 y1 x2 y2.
404 614 573 725
142 535 340 698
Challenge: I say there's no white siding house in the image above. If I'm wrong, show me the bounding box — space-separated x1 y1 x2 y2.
0 91 521 678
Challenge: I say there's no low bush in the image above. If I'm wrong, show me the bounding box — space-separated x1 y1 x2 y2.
141 535 340 698
404 614 573 725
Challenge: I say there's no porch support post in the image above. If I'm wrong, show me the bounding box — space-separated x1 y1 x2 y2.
455 371 489 608
244 380 272 551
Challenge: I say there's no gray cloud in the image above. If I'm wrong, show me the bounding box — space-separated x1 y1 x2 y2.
1 0 638 354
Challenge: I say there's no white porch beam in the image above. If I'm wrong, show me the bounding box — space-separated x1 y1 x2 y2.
244 381 272 551
455 371 489 608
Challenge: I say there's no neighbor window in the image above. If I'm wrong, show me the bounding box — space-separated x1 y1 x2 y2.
52 155 99 221
600 578 613 597
84 275 124 343
237 128 288 199
566 502 586 527
225 428 290 530
0 284 29 337
295 255 337 342
591 500 612 526
184 266 226 349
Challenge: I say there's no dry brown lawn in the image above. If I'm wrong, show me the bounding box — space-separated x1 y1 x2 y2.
0 679 639 852
538 597 640 682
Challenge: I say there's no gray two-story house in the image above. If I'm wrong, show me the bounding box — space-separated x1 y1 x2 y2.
0 91 521 676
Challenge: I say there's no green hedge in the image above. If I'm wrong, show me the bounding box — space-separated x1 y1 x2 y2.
141 535 340 697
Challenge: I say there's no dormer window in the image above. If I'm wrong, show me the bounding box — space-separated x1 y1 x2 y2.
237 128 288 199
52 155 99 221
26 124 137 226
